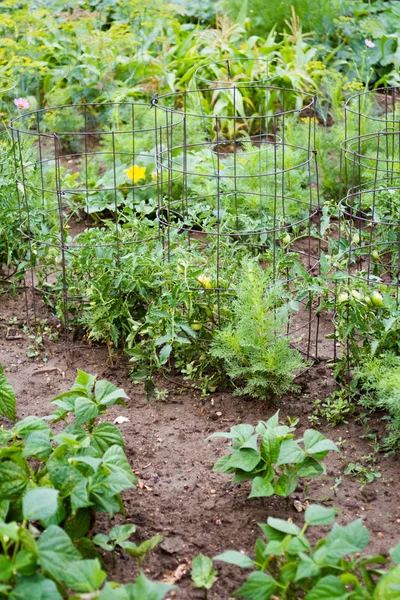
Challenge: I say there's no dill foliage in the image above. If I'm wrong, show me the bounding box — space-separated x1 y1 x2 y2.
211 261 305 400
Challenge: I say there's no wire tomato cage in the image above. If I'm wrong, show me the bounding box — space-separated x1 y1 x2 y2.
334 88 400 364
10 102 179 332
154 85 323 360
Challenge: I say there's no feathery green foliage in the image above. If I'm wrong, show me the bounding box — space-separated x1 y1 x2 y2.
211 261 305 399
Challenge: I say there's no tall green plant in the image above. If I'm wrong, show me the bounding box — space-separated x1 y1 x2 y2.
210 261 305 399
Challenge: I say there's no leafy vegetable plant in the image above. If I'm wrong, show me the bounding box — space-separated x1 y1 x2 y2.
208 411 339 498
93 524 163 567
215 504 400 599
0 520 173 600
0 370 135 537
191 554 218 592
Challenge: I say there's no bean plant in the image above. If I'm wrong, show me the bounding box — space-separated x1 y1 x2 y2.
214 504 400 599
208 411 338 498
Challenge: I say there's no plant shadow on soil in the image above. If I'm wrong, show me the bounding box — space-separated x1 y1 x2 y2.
1 292 400 599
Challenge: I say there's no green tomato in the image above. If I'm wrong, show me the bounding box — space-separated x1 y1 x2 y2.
338 292 349 304
352 232 360 245
371 291 384 307
372 250 379 261
351 289 363 302
191 322 202 331
282 233 291 245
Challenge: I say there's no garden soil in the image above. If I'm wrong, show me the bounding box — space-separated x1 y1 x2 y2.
1 291 400 599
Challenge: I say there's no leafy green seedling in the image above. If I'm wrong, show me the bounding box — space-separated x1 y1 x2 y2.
215 504 400 599
208 410 339 498
94 525 163 567
191 554 218 592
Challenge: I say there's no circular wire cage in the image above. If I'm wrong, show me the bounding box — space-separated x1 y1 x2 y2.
342 87 400 189
338 178 400 297
10 102 174 327
154 85 322 360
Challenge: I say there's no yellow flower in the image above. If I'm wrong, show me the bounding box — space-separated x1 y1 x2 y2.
240 44 245 51
123 165 146 184
151 171 158 181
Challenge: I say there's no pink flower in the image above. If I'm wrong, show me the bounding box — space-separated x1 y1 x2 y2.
365 39 375 48
13 98 30 110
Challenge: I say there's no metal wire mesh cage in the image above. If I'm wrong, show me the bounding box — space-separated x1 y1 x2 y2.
154 85 322 359
338 178 400 295
10 102 174 326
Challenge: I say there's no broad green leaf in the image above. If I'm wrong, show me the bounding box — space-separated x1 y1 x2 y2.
228 448 261 472
191 554 217 590
95 380 128 406
37 525 81 581
92 470 135 497
109 524 136 543
0 521 19 542
47 459 84 497
0 500 9 520
70 455 102 472
14 549 36 576
22 488 59 522
63 508 91 539
327 520 370 554
75 370 95 390
0 556 12 581
286 535 310 555
18 527 38 557
297 456 324 478
232 571 277 599
265 411 280 429
374 564 400 599
273 473 298 497
212 454 235 473
249 476 274 498
260 430 280 465
0 460 28 499
10 574 63 600
22 432 52 460
276 439 305 465
305 505 336 526
304 575 349 599
0 365 16 421
159 344 172 365
266 517 301 536
295 553 321 581
303 430 338 458
231 424 255 443
102 445 135 480
63 559 106 592
70 478 91 511
74 397 99 426
125 571 174 600
13 416 50 439
93 533 114 551
91 423 124 453
214 551 255 568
